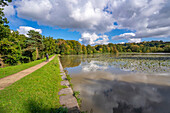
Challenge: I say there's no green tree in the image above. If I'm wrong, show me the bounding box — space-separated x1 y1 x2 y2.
130 45 140 52
110 46 118 54
25 30 44 60
82 45 87 54
164 45 170 52
102 45 107 53
0 31 26 65
86 44 93 54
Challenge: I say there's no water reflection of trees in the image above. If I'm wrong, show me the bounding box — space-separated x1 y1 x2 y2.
60 55 82 68
60 55 102 68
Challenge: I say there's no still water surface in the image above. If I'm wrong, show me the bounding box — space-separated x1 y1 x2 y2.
60 53 170 113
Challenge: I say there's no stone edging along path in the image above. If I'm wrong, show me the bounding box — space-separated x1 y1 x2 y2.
58 56 80 113
0 55 56 90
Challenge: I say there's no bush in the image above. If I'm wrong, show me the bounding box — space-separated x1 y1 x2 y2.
56 107 68 113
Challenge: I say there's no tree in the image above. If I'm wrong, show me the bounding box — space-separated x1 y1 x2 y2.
150 46 157 53
0 24 11 40
25 30 44 60
116 45 123 52
95 45 102 53
127 49 132 52
82 45 87 54
0 0 12 26
43 36 56 56
164 45 170 52
0 0 11 41
102 45 107 53
86 44 93 54
0 0 12 7
110 46 118 54
130 45 140 52
92 47 97 53
0 31 26 65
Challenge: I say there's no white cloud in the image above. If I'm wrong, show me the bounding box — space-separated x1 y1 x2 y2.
119 33 135 37
15 0 115 34
128 38 141 43
81 61 108 72
79 32 109 45
3 5 15 16
16 0 52 21
119 42 125 44
17 26 42 37
112 32 136 40
10 0 170 44
108 0 170 41
112 33 141 43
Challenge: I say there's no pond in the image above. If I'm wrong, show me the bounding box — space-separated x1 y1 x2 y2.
60 53 170 113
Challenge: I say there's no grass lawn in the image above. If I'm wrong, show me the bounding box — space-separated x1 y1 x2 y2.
0 55 54 79
0 55 64 113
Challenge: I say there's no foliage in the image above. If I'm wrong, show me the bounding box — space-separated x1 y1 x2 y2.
86 44 93 54
73 91 82 106
0 0 12 7
56 107 68 113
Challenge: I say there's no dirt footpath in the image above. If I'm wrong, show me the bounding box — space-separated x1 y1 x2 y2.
0 55 56 90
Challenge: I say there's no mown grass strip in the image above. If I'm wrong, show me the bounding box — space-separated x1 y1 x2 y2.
0 55 64 113
0 55 54 79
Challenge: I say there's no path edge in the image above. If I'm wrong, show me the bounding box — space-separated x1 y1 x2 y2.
58 56 80 113
0 55 56 90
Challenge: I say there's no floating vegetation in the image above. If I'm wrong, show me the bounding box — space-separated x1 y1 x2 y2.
61 54 170 74
111 59 170 73
84 54 170 74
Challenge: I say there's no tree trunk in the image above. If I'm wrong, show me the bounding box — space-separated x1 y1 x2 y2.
0 54 4 68
36 47 39 59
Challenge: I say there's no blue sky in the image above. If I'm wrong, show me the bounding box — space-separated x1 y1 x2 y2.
4 0 170 45
8 15 133 44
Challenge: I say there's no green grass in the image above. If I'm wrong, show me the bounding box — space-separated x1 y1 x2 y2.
0 55 54 79
0 55 65 113
73 91 81 107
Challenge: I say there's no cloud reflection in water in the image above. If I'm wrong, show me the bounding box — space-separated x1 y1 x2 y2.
81 61 108 72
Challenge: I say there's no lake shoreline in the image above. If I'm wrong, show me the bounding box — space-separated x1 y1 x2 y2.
58 56 80 113
60 53 170 113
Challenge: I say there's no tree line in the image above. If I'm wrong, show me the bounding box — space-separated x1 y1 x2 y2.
1 27 169 66
0 0 169 66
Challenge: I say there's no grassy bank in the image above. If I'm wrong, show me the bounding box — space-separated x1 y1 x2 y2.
0 55 64 113
0 55 54 79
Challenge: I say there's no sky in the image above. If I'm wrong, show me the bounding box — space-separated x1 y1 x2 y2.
3 0 170 45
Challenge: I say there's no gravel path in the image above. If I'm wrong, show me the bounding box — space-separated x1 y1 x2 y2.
0 55 56 90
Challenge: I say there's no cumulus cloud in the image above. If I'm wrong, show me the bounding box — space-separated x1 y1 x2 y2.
79 32 109 45
112 32 141 43
3 4 15 16
119 42 125 44
15 0 115 34
11 0 170 44
128 38 141 43
112 33 136 40
108 0 170 41
81 61 108 72
17 26 42 37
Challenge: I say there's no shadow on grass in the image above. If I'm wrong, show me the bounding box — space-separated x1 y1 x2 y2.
0 107 6 113
0 99 80 113
25 100 80 113
25 100 66 113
